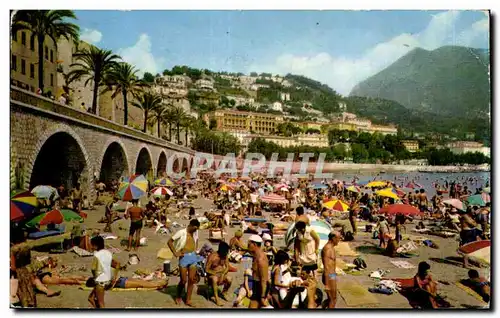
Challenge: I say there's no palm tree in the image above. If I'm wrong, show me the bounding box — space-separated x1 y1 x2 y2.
182 115 195 146
171 106 187 145
67 46 121 114
148 104 168 138
11 10 80 93
105 62 147 125
132 92 163 133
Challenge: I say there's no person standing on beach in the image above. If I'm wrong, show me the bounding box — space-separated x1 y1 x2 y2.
322 231 340 308
248 235 270 309
72 183 83 213
294 221 320 274
88 236 120 308
125 199 145 251
167 219 200 307
349 204 359 236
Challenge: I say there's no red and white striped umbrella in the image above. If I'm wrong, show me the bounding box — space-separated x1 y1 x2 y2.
260 193 288 204
151 186 173 197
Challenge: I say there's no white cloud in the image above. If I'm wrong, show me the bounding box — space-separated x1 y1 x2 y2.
80 28 102 44
249 11 489 95
117 34 165 76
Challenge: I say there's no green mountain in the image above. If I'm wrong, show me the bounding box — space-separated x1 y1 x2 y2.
349 46 490 118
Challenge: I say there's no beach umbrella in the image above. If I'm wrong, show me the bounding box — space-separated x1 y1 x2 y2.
11 191 38 222
260 193 288 204
375 188 399 200
323 199 349 212
366 181 388 188
285 220 332 250
379 204 422 216
466 194 486 207
218 184 234 192
275 183 288 190
482 187 490 194
392 188 406 197
154 177 174 186
118 175 148 201
458 240 490 266
405 182 422 189
443 198 467 211
346 185 361 193
26 209 83 227
31 185 59 199
151 186 173 197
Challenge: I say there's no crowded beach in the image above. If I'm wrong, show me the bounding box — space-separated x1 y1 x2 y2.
10 168 491 309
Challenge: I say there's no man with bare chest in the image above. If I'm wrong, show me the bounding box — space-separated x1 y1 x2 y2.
168 219 200 307
205 241 232 306
248 235 270 309
125 199 144 251
321 231 340 308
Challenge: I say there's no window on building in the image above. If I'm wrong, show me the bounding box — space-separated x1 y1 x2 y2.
11 55 17 71
50 50 54 62
29 35 35 51
21 59 26 75
50 74 54 86
12 31 17 41
30 63 34 79
44 46 48 60
21 32 26 45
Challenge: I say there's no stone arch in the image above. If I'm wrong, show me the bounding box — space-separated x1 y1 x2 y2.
135 146 154 180
99 140 130 184
157 151 168 178
181 157 189 174
27 124 94 198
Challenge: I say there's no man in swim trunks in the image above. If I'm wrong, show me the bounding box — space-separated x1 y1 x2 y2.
321 231 340 308
168 219 201 307
248 235 270 309
125 199 145 251
205 241 232 306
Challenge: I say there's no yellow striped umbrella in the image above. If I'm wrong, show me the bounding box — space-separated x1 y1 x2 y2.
366 180 389 188
376 188 399 200
323 199 349 212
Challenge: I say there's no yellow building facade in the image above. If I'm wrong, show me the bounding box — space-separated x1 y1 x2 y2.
401 140 420 153
206 110 284 135
11 29 58 94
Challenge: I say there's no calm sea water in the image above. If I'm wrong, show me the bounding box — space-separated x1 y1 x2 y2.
316 171 490 197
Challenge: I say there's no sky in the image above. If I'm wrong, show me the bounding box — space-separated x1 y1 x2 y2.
75 10 489 95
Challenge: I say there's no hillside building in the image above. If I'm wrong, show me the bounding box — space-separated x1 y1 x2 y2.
204 109 284 135
401 140 420 153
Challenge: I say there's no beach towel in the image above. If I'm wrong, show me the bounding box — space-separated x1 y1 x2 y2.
69 246 94 257
79 286 160 292
390 260 416 269
171 229 199 252
455 281 489 304
337 279 379 307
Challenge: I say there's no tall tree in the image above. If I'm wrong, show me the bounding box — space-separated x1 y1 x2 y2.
105 62 147 125
11 10 80 92
132 92 162 133
171 106 187 145
148 103 168 138
67 46 121 114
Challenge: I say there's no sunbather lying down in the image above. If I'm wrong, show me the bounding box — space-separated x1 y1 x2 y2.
86 277 169 290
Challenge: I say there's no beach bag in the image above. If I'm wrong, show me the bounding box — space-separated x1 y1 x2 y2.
372 230 379 239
